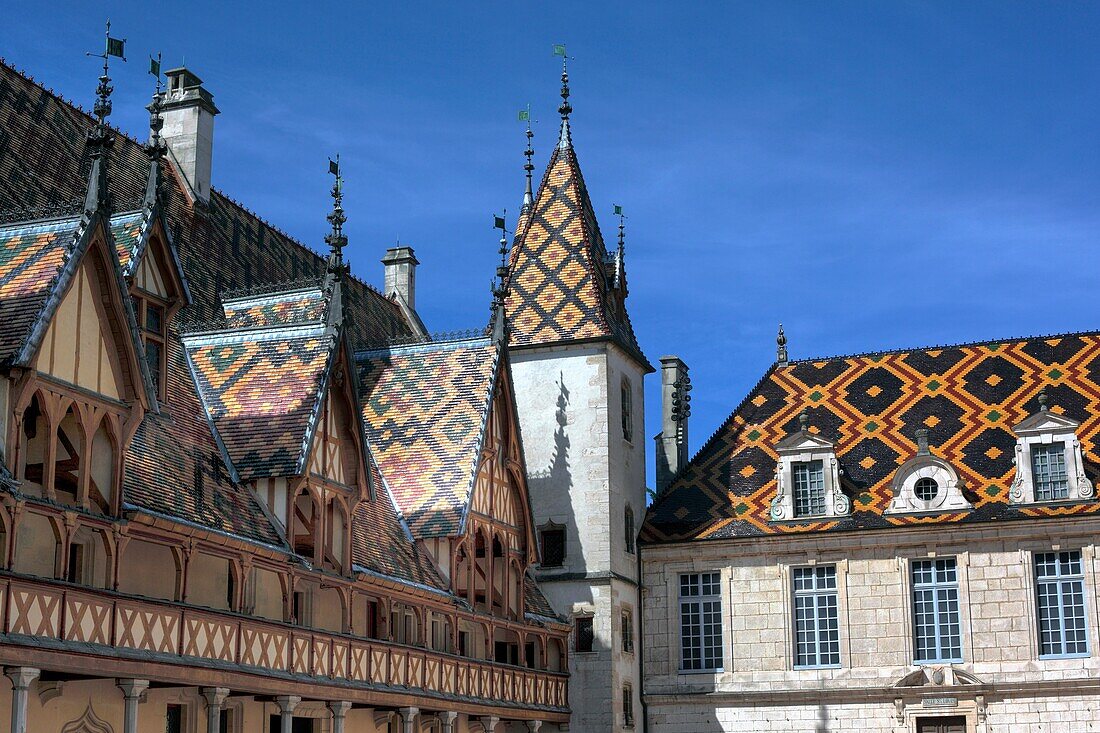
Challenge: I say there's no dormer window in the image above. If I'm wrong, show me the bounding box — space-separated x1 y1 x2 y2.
132 293 168 400
1010 389 1094 505
770 411 850 522
887 429 972 516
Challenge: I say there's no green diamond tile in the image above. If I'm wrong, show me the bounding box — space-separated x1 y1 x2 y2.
985 485 1000 498
1048 368 1063 380
747 429 762 442
734 502 749 516
926 379 941 391
857 492 874 506
986 409 1002 422
865 420 879 432
809 390 824 402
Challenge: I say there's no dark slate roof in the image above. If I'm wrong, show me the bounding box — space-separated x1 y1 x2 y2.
357 336 499 539
506 135 649 369
642 332 1100 544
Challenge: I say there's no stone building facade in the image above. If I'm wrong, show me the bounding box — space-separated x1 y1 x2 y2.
505 68 652 732
0 57 571 733
641 335 1100 733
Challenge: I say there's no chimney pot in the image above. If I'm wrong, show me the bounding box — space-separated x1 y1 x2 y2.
381 246 419 310
160 67 219 205
656 355 691 494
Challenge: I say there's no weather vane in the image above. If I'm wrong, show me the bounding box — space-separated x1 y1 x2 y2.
325 155 348 269
85 20 126 129
518 105 536 212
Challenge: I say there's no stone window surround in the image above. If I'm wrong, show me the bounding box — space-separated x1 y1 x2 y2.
784 560 848 671
620 376 634 443
572 607 597 655
887 451 972 516
770 418 850 522
659 561 732 677
898 552 975 667
620 603 635 655
1010 407 1095 505
1017 542 1100 663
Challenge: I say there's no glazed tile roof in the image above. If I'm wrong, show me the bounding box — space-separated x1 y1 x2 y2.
357 336 499 539
110 210 145 273
0 216 81 364
506 139 647 367
0 58 416 544
222 285 328 329
642 332 1100 544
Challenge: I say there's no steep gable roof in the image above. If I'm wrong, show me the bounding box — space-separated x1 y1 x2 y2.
356 335 499 539
506 141 648 368
642 332 1100 544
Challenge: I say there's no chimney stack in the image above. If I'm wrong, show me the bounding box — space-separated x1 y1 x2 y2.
655 355 691 494
381 246 419 309
161 68 218 205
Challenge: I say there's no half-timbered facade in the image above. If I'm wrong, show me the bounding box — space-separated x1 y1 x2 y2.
0 57 568 733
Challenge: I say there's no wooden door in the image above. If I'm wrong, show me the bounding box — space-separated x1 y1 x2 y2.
917 716 967 733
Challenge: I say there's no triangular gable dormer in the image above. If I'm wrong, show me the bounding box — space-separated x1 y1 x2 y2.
770 412 851 522
1010 393 1094 504
305 341 370 499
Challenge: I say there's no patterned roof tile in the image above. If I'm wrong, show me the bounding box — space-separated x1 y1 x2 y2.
642 333 1100 543
357 337 499 539
223 287 328 329
110 210 144 273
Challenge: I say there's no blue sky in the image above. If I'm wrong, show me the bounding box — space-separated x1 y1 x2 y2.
7 2 1100 487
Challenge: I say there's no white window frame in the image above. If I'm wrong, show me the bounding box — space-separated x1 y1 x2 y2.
1034 550 1090 659
1011 406 1094 505
910 557 963 664
678 571 724 673
771 426 849 521
791 565 841 669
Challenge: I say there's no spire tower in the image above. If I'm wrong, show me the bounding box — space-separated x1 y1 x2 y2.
554 44 572 151
523 111 535 214
324 155 348 278
83 20 126 214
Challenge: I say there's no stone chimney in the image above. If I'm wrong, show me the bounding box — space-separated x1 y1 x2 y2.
161 67 219 205
381 246 419 309
655 355 691 494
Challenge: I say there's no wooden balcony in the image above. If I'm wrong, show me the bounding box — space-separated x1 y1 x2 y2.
0 573 568 720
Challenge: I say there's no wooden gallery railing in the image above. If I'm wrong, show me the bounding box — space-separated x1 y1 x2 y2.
0 575 569 712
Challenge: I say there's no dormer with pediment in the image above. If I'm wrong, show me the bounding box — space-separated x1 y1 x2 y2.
1010 389 1094 505
770 410 851 522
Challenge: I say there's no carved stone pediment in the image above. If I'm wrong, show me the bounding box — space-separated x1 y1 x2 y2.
894 666 985 687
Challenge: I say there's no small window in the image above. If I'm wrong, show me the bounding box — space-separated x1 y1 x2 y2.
1035 551 1089 658
1032 443 1069 501
792 566 840 668
366 599 380 639
145 302 164 334
166 704 183 733
914 477 939 502
576 616 594 653
624 506 635 554
621 608 634 654
621 378 634 442
622 684 635 728
911 558 962 663
792 460 826 517
66 543 85 584
540 525 566 568
133 294 169 401
679 572 723 671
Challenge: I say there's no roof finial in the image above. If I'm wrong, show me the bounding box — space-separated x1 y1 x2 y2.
83 20 126 214
777 323 788 365
143 54 168 208
915 428 930 455
491 212 510 341
519 105 535 213
798 409 810 434
613 204 626 288
1038 386 1049 412
553 44 572 151
324 155 348 277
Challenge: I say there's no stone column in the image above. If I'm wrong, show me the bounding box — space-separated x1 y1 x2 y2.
201 687 230 733
438 711 459 733
328 701 352 733
479 716 501 733
526 721 543 732
5 667 40 733
275 695 301 733
117 679 150 733
399 706 420 733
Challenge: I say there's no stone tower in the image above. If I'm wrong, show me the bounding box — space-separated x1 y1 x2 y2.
505 66 653 731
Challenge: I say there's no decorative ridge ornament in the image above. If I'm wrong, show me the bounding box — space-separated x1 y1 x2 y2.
777 323 788 365
553 44 572 151
324 155 348 277
83 19 126 214
613 204 626 289
519 105 535 213
144 53 167 208
490 212 510 342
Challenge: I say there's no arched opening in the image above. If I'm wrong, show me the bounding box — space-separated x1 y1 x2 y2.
390 603 419 646
491 535 505 614
246 566 284 621
493 626 521 666
87 418 116 514
454 542 470 600
118 539 178 600
525 634 545 669
324 499 347 574
67 525 111 588
312 583 345 632
17 393 49 497
548 637 565 672
291 491 316 559
187 552 233 610
53 403 84 506
473 529 489 611
509 559 523 620
0 511 8 569
14 512 59 578
429 612 452 653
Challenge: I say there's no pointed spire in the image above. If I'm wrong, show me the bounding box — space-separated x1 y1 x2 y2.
554 45 572 151
613 204 626 289
777 323 788 365
84 20 125 214
491 213 510 342
143 56 167 209
522 108 535 214
324 155 348 278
